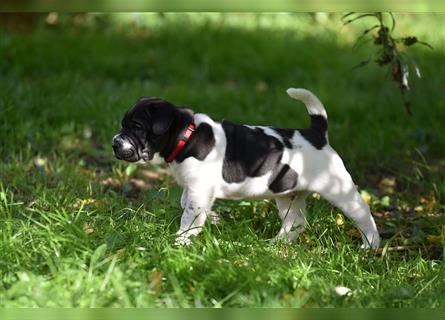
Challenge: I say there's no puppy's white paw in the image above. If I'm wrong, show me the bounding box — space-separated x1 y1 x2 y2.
273 225 306 243
273 231 297 242
273 231 298 243
208 211 220 225
360 234 381 249
175 234 192 246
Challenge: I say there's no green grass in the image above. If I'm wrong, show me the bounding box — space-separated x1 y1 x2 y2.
1 13 445 307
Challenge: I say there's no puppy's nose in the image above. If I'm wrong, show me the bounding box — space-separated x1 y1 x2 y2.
112 135 123 149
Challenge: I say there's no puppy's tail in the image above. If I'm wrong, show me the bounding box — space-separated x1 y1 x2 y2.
286 88 328 140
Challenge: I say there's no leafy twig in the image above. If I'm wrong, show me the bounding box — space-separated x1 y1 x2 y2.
343 12 433 115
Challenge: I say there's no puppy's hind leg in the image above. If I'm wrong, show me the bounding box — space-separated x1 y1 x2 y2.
274 192 309 242
313 163 380 248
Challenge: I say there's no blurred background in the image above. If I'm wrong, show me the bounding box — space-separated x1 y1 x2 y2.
1 13 444 169
0 13 444 307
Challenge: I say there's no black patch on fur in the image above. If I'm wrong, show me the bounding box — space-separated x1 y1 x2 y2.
273 128 294 148
175 123 216 163
298 115 328 150
310 115 328 135
298 129 326 150
222 120 284 183
268 164 299 193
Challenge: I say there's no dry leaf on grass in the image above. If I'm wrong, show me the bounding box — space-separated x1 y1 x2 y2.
129 178 151 191
33 156 48 173
73 198 97 209
426 235 442 245
140 170 162 180
83 224 95 234
346 228 361 239
378 177 396 193
360 190 372 204
335 214 344 226
100 177 120 188
116 248 126 257
148 270 163 295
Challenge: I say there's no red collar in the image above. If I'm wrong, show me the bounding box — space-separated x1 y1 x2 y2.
166 122 196 163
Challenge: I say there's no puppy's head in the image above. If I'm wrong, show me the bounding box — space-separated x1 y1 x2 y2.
112 97 193 163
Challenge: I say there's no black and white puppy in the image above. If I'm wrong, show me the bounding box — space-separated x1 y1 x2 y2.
112 88 380 248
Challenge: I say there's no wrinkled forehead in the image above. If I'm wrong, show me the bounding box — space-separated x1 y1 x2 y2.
121 97 163 124
122 104 144 123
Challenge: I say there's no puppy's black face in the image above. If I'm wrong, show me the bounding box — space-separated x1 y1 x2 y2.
112 97 177 162
112 97 184 163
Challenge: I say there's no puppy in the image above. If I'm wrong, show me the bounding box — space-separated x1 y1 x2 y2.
112 88 380 248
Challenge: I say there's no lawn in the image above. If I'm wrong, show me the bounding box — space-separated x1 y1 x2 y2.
0 13 444 307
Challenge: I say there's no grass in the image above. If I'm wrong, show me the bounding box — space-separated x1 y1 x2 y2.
0 13 445 307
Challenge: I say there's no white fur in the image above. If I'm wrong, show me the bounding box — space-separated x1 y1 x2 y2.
112 133 134 151
286 88 327 119
167 89 380 248
121 140 133 151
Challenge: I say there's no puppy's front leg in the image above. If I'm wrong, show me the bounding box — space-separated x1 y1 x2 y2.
180 188 188 209
181 187 220 225
175 189 215 246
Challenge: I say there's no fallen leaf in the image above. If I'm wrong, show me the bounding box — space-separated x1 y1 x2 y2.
360 190 372 204
129 178 151 191
116 248 126 257
420 194 437 212
426 235 442 245
148 270 163 295
335 214 344 226
380 177 396 187
33 156 47 168
401 203 411 212
45 12 59 25
78 167 95 178
33 156 48 173
73 198 96 209
140 170 161 180
346 228 361 239
83 224 95 234
414 205 423 213
100 177 120 188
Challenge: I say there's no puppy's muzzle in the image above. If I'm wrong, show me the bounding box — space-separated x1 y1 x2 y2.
112 134 137 161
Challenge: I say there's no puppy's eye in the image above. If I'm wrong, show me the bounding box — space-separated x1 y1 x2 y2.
133 123 143 131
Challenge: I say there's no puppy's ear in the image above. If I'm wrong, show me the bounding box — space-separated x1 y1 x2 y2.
149 102 178 136
178 106 194 117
